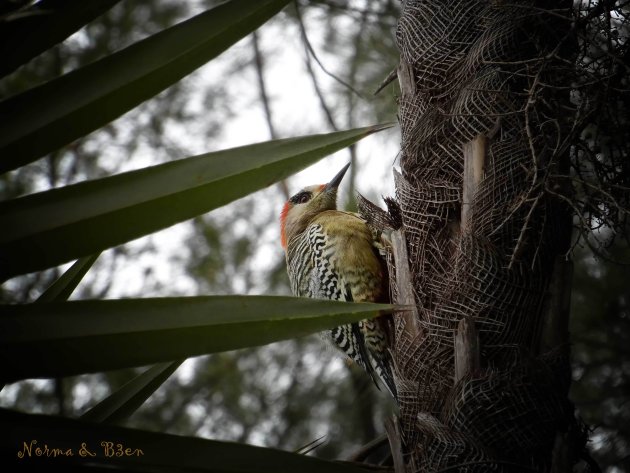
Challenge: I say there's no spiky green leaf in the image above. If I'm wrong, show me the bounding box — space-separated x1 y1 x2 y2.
0 0 121 78
0 296 393 382
0 0 291 172
36 254 100 303
80 361 182 424
0 125 391 280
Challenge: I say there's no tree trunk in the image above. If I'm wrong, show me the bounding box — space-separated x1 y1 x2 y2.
390 1 588 471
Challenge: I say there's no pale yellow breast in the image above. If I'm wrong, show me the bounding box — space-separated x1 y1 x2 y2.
311 211 385 302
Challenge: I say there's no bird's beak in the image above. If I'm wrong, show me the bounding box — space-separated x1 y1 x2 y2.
324 163 351 192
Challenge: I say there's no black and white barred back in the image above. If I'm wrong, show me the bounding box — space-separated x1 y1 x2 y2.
286 215 397 399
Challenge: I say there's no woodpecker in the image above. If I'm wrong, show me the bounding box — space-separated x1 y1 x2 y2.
280 163 397 398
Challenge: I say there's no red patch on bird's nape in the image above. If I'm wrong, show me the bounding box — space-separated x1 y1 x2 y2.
280 201 290 249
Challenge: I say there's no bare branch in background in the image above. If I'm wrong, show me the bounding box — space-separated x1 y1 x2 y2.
294 1 364 100
252 31 278 140
343 6 371 206
294 2 362 210
251 30 289 201
294 3 338 131
306 0 397 30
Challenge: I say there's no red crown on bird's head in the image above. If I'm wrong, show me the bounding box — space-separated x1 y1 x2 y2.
280 201 290 249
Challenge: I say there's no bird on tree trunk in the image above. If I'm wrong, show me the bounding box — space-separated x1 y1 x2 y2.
280 162 397 399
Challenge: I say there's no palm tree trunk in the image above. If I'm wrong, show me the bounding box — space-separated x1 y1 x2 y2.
390 1 589 471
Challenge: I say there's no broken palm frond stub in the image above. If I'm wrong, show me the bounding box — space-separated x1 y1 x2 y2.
369 0 629 471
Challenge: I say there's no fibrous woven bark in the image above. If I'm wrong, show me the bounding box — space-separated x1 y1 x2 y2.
388 1 584 471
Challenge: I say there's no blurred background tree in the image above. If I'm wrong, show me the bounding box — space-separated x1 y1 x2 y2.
0 0 399 461
571 240 630 472
0 1 627 471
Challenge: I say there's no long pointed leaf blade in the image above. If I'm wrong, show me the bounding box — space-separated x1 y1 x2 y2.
0 0 121 78
80 361 182 424
0 124 391 280
0 0 291 173
1 409 373 472
36 254 100 302
0 296 394 382
40 252 172 425
295 434 328 455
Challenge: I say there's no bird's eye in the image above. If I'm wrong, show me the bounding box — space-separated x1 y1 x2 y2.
290 191 312 205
